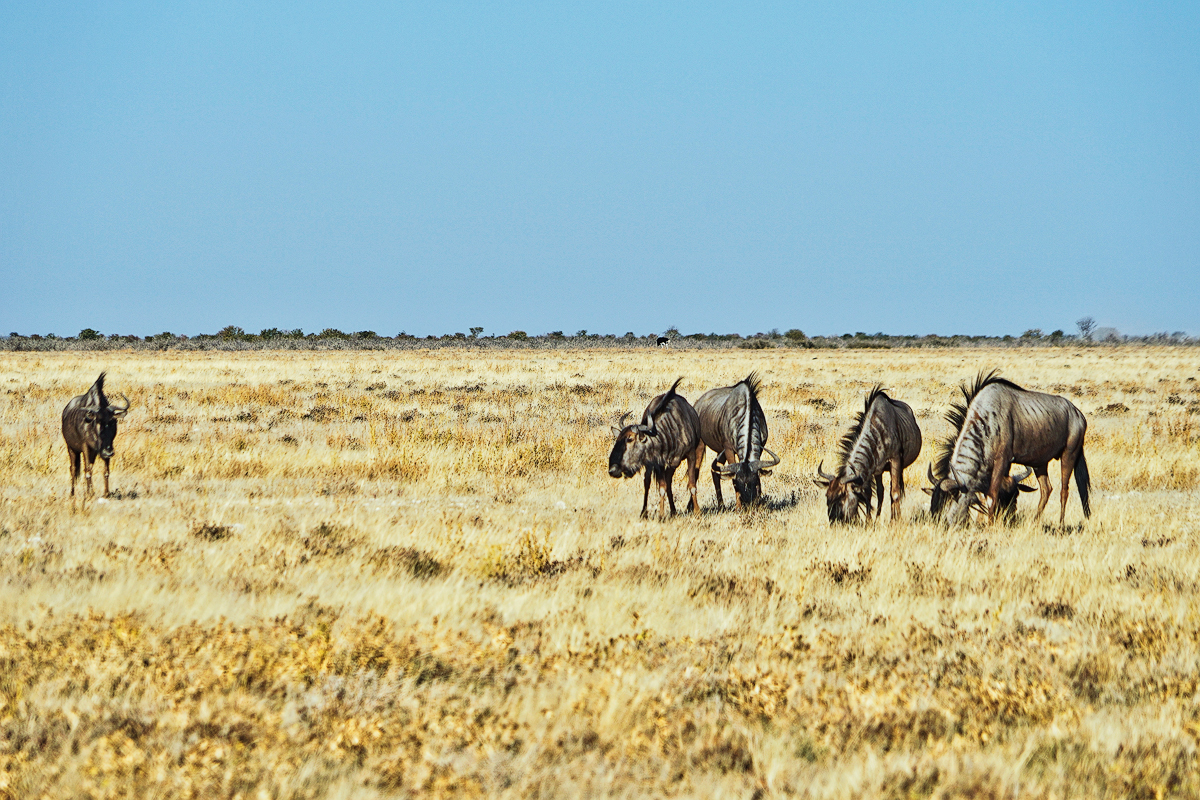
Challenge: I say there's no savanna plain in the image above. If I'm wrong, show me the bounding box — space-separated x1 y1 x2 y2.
1 347 1198 799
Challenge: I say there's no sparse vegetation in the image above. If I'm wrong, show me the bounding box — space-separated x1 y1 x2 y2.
0 347 1198 797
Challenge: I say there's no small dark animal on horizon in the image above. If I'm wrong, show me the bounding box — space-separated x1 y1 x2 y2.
607 378 705 518
62 372 130 498
695 372 779 508
656 336 669 347
815 386 921 523
928 370 1090 526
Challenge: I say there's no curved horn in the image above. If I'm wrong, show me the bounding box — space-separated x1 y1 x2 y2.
927 463 938 485
1011 465 1033 483
108 393 131 418
758 448 780 469
817 460 836 481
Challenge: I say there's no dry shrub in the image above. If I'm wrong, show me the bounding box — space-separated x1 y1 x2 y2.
191 523 232 541
368 546 444 579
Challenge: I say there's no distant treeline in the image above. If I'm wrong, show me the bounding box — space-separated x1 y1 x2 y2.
1 325 1194 351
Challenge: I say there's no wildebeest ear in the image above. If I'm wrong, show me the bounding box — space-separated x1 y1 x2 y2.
813 478 829 488
758 469 772 476
938 478 957 493
1016 483 1036 492
611 426 622 436
921 487 933 496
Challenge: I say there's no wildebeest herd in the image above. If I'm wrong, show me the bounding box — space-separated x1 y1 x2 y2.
607 369 1091 526
62 368 1091 527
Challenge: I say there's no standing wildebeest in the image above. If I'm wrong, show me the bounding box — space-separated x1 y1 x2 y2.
814 386 921 523
929 370 1090 526
62 372 131 498
695 372 779 508
608 378 705 518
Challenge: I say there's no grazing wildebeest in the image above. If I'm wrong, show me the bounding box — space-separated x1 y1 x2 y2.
695 372 779 508
929 370 1090 526
814 386 921 523
925 463 1035 523
608 378 705 518
656 336 669 347
62 372 130 498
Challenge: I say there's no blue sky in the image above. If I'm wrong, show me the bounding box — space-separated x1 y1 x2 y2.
2 2 1197 337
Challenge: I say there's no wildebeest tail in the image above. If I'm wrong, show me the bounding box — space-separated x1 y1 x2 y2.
1074 450 1091 518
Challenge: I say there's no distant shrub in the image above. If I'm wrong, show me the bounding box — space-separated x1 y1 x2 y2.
508 331 528 340
784 329 807 343
78 328 101 341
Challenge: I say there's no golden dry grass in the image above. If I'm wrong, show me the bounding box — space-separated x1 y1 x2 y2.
1 347 1198 799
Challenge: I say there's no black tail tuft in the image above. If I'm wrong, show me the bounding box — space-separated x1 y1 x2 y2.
1074 450 1091 518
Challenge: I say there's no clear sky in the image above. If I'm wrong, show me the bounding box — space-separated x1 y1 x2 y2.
2 3 1197 337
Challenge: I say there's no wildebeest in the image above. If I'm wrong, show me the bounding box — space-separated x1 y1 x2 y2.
926 463 1035 523
695 372 779 508
608 378 705 518
814 386 921 522
62 372 131 498
929 370 1090 526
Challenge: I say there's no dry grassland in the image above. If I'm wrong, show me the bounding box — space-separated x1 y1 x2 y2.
1 347 1199 799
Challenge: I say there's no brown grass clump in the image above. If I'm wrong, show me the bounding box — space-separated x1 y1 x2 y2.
1 347 1199 798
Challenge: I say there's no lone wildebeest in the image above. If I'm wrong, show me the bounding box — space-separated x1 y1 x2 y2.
695 373 779 508
608 378 705 518
62 372 130 498
929 370 1090 526
815 386 921 523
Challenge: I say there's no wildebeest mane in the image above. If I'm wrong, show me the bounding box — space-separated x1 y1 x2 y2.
835 385 889 470
739 371 761 400
933 369 1027 479
86 371 109 408
642 377 684 424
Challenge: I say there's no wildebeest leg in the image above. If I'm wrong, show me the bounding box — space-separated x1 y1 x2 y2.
710 454 726 508
873 474 884 521
890 460 904 521
102 457 111 498
83 447 96 497
1033 467 1051 520
640 470 652 518
1058 454 1075 526
662 466 677 517
986 452 1010 525
687 442 703 515
69 449 80 497
725 450 741 510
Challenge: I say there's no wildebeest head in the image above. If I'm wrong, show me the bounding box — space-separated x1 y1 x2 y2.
925 464 1034 524
608 411 657 478
78 373 130 459
714 449 779 506
814 461 868 523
